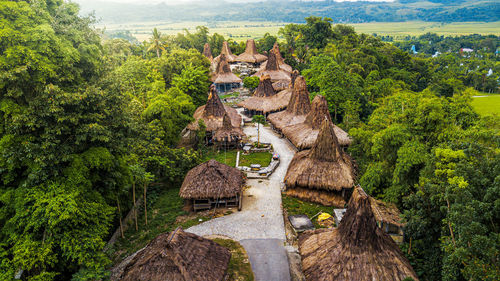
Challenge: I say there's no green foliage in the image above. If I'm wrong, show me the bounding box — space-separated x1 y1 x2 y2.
172 63 211 107
243 76 260 91
239 152 272 167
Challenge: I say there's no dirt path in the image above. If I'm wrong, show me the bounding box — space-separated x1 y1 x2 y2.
187 109 296 281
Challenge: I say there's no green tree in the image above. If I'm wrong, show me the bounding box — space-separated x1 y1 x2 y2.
243 76 260 91
147 28 166 58
252 115 266 146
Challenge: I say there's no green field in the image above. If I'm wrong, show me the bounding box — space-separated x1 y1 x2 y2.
472 95 500 117
100 20 500 42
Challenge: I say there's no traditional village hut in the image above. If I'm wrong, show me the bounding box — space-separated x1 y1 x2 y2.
259 42 292 73
253 50 291 84
214 41 237 64
212 112 245 148
235 39 267 65
111 227 231 281
267 75 311 134
299 187 418 281
282 95 351 150
179 159 244 211
284 118 356 207
203 43 213 61
213 54 242 93
183 85 243 146
237 74 292 117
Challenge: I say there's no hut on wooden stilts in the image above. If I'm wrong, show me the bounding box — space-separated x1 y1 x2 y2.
235 39 267 66
213 112 245 149
299 186 419 281
111 227 231 281
284 118 356 207
213 54 242 93
179 159 244 211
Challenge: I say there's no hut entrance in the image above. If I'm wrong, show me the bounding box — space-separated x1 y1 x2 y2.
193 193 242 212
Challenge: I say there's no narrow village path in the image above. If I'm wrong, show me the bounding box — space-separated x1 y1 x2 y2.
186 109 296 281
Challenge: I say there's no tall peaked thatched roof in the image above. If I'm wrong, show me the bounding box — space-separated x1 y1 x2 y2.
214 41 237 63
284 118 355 193
299 187 418 281
235 39 267 63
180 159 244 199
214 54 242 84
283 95 351 150
213 112 245 143
260 42 293 73
203 43 213 61
187 85 242 131
268 76 311 130
253 51 291 82
237 74 292 114
111 227 231 281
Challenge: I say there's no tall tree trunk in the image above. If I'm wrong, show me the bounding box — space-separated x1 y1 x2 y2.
133 181 138 231
117 197 124 239
144 182 148 225
156 48 160 58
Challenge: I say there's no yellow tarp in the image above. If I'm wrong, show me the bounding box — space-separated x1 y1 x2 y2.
318 212 332 222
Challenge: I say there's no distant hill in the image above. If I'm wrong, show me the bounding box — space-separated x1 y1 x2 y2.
76 0 500 24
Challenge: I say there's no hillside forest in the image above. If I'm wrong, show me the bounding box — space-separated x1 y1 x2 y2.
0 1 499 281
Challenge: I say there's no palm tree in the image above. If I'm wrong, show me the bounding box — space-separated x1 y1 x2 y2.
147 28 166 58
252 115 266 146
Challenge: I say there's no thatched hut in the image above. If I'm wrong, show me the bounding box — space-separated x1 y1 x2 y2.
282 95 351 150
237 74 292 117
284 118 356 207
203 43 213 61
259 42 292 73
213 54 242 93
111 227 231 281
235 39 267 65
299 187 418 281
267 75 311 133
213 112 245 148
180 159 244 211
214 41 237 63
253 50 291 84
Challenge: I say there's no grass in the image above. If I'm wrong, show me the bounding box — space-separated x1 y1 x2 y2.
220 92 240 99
203 149 238 167
239 152 272 167
212 238 255 281
281 194 332 229
472 94 500 117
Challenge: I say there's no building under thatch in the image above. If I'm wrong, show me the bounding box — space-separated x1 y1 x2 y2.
214 41 237 64
180 159 244 211
111 227 231 281
259 42 292 73
212 112 245 148
235 39 267 65
237 74 292 117
253 50 291 84
299 187 418 281
213 54 242 93
267 75 311 133
284 118 356 207
282 95 351 150
203 43 213 61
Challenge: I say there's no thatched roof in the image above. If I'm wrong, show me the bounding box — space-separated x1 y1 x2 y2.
187 86 242 132
284 118 355 191
213 54 242 85
267 76 311 130
259 43 293 73
282 95 351 149
253 50 291 82
237 75 292 114
235 39 267 64
214 41 237 63
203 43 213 61
179 159 244 199
299 187 418 281
111 227 231 281
370 197 404 227
213 112 245 143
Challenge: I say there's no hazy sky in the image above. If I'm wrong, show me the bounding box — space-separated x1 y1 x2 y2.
75 0 395 4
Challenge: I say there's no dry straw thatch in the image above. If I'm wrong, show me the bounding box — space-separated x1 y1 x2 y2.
284 119 356 205
299 187 418 281
235 39 267 64
267 75 311 131
237 75 292 115
203 43 213 61
187 85 241 132
214 41 237 63
213 112 245 143
179 159 244 199
111 227 231 281
282 95 351 150
213 54 242 85
370 197 404 227
259 42 292 73
253 50 291 83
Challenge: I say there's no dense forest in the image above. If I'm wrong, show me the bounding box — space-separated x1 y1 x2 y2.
76 0 500 24
1 1 499 280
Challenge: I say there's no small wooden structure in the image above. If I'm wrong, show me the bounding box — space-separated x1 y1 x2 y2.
180 160 244 211
213 54 242 93
299 187 419 281
111 227 231 281
259 42 292 73
253 50 291 84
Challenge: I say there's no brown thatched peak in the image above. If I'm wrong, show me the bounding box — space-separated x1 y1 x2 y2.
309 118 343 163
287 76 311 115
203 85 226 118
203 43 213 61
216 54 231 75
214 112 246 143
111 227 231 281
214 41 237 63
213 54 242 85
253 50 291 82
254 75 276 97
305 95 332 129
180 159 244 199
265 50 279 71
272 42 285 65
290 70 299 89
235 39 267 64
298 186 419 281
